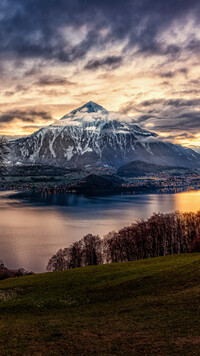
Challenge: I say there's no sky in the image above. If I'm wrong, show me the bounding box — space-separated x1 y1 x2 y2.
0 0 200 150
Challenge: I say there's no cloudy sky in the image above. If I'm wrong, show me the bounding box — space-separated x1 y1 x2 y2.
0 0 200 149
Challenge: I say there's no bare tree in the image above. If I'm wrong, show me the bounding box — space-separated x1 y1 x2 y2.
47 235 103 272
82 234 103 266
68 241 83 269
46 248 71 271
47 210 200 272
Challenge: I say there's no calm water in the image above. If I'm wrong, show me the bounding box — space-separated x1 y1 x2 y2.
0 190 200 272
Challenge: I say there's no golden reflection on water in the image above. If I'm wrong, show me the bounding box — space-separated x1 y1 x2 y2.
175 190 200 213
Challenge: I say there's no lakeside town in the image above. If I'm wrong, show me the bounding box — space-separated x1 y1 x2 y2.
1 166 200 195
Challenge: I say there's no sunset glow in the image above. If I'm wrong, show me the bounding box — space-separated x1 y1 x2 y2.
0 0 199 151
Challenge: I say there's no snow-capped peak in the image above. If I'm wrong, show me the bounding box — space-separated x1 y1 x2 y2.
53 101 115 127
51 101 109 127
51 102 156 137
70 101 108 115
8 100 200 169
60 101 108 120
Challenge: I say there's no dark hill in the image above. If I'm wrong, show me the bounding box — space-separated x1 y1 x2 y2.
71 174 123 194
6 164 82 176
117 160 193 177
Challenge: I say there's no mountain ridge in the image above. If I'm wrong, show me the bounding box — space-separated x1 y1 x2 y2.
8 101 200 169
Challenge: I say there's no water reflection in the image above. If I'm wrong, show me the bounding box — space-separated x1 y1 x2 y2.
0 190 199 272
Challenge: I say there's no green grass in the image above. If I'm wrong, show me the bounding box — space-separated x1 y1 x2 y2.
0 254 200 355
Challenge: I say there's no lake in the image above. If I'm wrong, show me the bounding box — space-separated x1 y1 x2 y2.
0 189 200 272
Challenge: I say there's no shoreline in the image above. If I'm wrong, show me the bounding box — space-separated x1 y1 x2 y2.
2 184 200 201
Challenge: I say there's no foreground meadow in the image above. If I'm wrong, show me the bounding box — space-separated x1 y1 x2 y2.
0 254 200 355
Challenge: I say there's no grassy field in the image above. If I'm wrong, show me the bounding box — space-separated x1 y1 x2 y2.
0 254 200 355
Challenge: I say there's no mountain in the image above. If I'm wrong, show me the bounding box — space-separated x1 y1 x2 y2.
8 101 200 168
117 160 193 177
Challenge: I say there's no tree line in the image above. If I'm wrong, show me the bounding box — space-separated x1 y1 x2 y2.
47 210 200 271
0 261 33 280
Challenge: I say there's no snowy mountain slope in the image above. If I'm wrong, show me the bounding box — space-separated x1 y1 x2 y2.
8 101 200 168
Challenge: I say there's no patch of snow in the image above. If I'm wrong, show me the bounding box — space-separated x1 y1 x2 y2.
64 146 74 160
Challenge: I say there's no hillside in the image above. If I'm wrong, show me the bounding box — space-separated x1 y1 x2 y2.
71 174 124 194
117 160 193 177
0 254 200 355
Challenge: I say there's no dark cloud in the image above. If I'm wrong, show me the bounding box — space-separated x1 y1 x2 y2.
84 56 123 71
168 133 196 139
120 98 200 134
15 84 27 92
164 99 200 107
0 0 199 68
24 65 43 77
134 98 200 108
4 91 15 97
190 79 200 85
179 67 188 74
120 99 163 115
35 75 75 86
158 68 188 78
0 110 52 123
161 81 170 86
4 85 28 97
159 71 175 78
154 132 197 144
136 43 182 60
